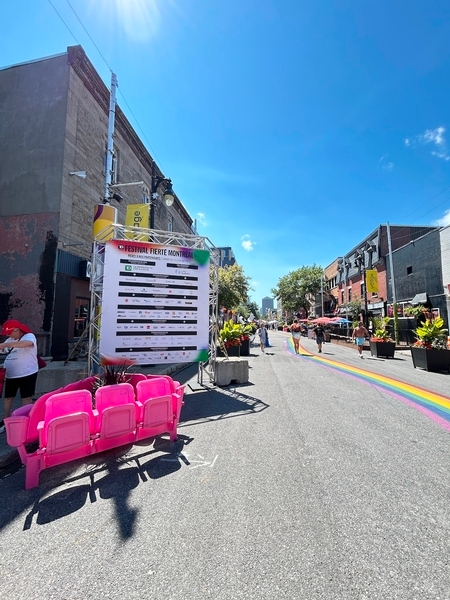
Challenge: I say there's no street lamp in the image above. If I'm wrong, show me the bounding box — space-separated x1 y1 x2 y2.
150 174 174 229
354 252 369 328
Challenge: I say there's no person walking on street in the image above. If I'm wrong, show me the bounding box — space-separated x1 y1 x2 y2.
313 324 325 353
352 321 369 358
0 319 39 433
290 319 302 354
257 324 268 354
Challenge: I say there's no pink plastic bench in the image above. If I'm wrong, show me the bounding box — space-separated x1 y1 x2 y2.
4 374 185 489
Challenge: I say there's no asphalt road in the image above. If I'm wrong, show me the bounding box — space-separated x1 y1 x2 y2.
1 332 450 600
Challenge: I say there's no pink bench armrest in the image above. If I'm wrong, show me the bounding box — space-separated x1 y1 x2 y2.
4 416 30 447
12 404 34 418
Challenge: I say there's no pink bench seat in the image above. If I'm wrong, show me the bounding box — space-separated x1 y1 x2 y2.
4 374 184 489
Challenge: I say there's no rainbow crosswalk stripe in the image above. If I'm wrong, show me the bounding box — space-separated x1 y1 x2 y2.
286 338 450 431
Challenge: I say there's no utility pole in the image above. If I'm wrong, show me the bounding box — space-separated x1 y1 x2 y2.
386 222 397 303
103 73 118 204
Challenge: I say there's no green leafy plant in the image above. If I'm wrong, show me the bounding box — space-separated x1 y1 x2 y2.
92 355 136 404
371 317 393 342
219 320 243 348
237 323 253 341
404 304 426 318
413 316 448 350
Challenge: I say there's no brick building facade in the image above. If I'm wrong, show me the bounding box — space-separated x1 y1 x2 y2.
0 46 193 359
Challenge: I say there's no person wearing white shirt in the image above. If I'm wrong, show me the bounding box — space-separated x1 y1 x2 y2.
0 319 38 432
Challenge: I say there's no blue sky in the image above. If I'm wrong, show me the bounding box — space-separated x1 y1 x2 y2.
2 1 450 306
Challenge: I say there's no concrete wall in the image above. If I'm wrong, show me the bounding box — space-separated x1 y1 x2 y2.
391 229 447 325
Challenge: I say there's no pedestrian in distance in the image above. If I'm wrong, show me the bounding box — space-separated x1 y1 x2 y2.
313 323 325 353
352 321 369 358
290 319 302 354
256 324 268 354
265 325 270 348
0 319 39 433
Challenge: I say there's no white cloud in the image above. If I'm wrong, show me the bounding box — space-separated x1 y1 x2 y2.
378 156 394 171
433 210 450 227
405 126 450 161
197 212 206 226
241 234 255 251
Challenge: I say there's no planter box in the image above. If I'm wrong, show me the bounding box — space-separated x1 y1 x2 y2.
410 346 450 373
240 338 250 356
217 345 240 358
370 340 395 358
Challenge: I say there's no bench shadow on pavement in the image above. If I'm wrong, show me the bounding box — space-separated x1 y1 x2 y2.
0 368 269 539
2 435 192 539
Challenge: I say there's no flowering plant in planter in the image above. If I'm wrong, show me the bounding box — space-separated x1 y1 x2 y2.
371 317 393 342
413 316 448 349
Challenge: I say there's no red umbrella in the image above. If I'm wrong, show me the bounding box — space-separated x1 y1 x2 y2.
311 317 334 324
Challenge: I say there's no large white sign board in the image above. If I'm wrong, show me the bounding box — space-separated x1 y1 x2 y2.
99 240 210 364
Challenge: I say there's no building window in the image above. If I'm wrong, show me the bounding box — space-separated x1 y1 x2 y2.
348 289 352 301
168 214 173 232
407 266 412 275
341 290 344 303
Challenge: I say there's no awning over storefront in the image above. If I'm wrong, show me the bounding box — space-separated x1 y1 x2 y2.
411 292 429 305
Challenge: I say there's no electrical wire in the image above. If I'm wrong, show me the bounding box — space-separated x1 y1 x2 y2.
47 0 164 171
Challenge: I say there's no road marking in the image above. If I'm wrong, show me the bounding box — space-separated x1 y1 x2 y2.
161 452 218 470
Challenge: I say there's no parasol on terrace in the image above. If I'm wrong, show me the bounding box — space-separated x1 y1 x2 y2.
311 317 334 324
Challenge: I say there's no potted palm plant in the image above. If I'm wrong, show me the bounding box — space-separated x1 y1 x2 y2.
410 315 450 372
369 317 395 358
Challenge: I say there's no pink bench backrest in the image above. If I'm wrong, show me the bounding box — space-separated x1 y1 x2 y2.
62 376 96 394
41 389 94 454
95 383 136 439
136 377 173 428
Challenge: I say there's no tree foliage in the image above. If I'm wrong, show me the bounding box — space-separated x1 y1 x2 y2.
235 300 260 319
271 265 323 316
218 264 252 311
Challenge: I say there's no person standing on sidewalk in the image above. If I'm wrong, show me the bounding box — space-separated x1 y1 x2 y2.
290 319 302 354
0 319 39 433
352 321 369 359
256 324 268 354
313 324 325 353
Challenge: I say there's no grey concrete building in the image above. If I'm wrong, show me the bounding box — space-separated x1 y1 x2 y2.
216 247 236 268
388 228 447 323
0 46 193 359
261 296 274 316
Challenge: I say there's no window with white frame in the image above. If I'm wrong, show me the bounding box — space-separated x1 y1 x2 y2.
167 214 173 232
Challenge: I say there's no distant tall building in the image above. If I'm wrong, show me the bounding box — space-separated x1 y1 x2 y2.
216 247 236 267
261 296 274 315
